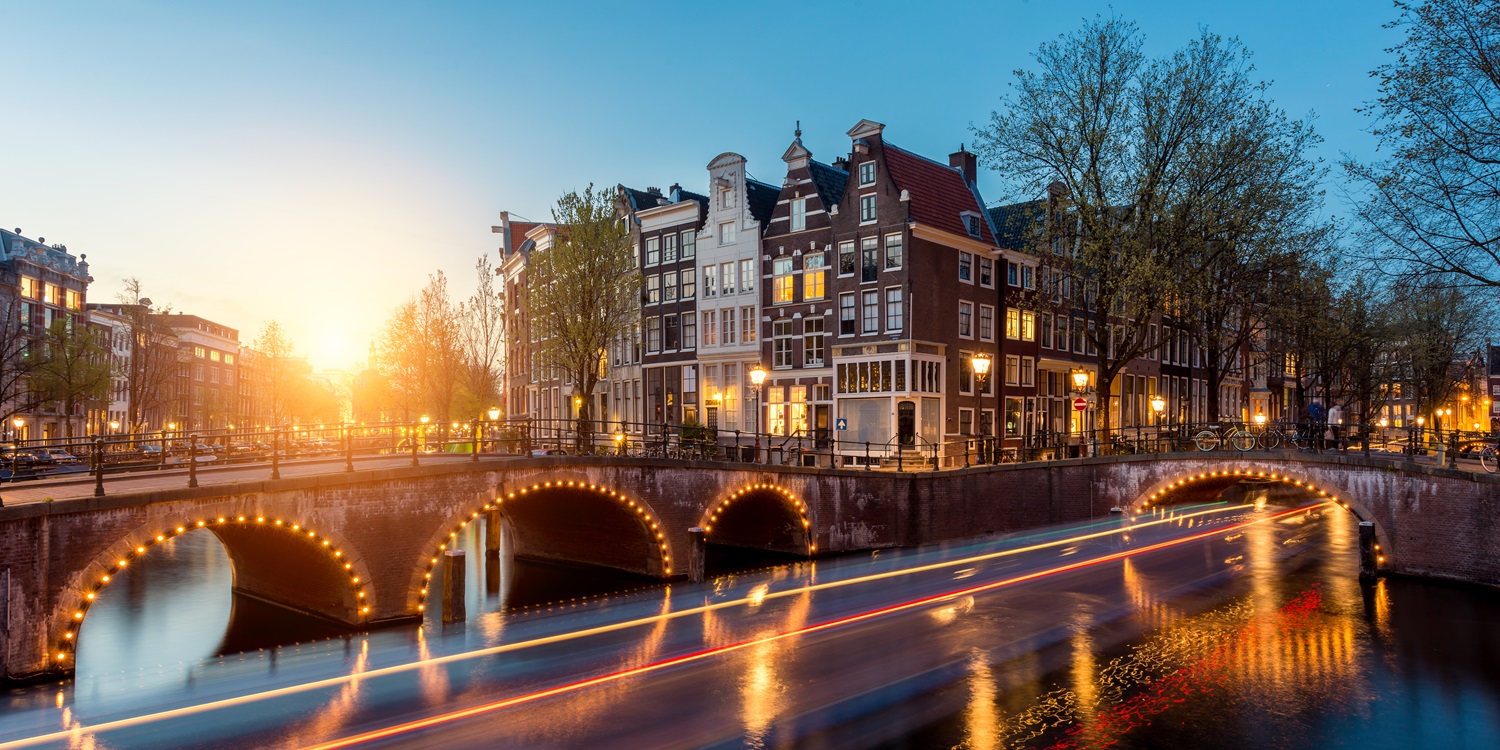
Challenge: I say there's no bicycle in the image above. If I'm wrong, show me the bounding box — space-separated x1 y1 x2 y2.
1193 422 1256 452
1256 422 1315 451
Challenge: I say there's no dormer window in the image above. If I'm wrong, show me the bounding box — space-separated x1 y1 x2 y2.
858 161 876 186
962 212 982 238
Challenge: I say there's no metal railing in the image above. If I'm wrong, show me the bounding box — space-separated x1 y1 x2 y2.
2 416 1489 499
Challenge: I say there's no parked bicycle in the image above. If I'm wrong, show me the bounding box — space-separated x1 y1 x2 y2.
1254 422 1316 451
1193 422 1256 452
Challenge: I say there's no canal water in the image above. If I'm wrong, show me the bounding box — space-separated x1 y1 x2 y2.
64 501 1500 749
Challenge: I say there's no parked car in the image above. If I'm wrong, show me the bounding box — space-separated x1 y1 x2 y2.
37 448 80 465
530 448 568 457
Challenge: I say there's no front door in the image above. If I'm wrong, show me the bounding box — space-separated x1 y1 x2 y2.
814 404 830 448
897 401 916 446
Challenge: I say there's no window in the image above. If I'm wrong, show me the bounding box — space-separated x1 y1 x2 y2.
773 258 795 303
224 354 235 365
646 237 660 265
859 161 876 185
886 288 904 331
664 315 680 350
838 241 856 276
646 275 661 305
703 264 718 297
194 346 206 358
702 310 718 346
64 290 81 310
804 317 825 366
683 313 697 349
1007 262 1019 286
1005 355 1020 385
663 271 678 301
1021 311 1036 342
194 364 204 381
224 369 234 386
739 259 755 293
979 305 994 341
1054 316 1068 351
1006 308 1020 339
663 234 678 263
722 310 737 344
19 277 36 299
840 293 857 335
742 307 756 343
721 262 737 295
681 268 696 299
885 234 903 269
1021 357 1035 387
804 254 826 300
1022 265 1034 289
210 350 221 362
959 252 972 282
773 320 794 368
1040 313 1053 349
681 230 696 259
964 214 981 237
646 318 661 353
862 291 880 333
719 221 736 245
43 284 59 305
790 198 807 232
861 237 878 282
960 356 974 395
959 301 974 338
720 187 735 210
860 195 877 223
979 258 993 287
1073 317 1086 353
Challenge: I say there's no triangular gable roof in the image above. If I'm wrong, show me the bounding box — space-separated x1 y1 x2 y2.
882 143 995 245
987 200 1046 252
808 159 848 209
746 178 780 226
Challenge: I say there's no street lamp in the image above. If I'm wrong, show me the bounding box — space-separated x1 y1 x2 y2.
972 353 992 463
108 420 120 432
487 406 501 421
748 363 768 463
1150 395 1165 424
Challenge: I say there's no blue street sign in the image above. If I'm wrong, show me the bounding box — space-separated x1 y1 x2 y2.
836 418 848 431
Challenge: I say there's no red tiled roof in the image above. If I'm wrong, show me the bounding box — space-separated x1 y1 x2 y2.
882 143 994 245
497 221 541 255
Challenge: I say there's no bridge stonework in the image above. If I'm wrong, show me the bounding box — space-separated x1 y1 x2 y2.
1 452 1495 680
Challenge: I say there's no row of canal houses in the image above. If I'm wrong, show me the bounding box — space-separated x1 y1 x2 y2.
497 120 1253 465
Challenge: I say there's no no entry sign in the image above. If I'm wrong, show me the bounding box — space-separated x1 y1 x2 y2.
1073 397 1089 411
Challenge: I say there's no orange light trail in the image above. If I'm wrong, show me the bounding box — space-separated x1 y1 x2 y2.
0 501 1259 750
302 502 1330 749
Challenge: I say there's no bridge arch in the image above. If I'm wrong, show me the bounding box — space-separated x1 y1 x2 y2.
410 477 671 613
1122 462 1392 571
699 482 814 557
51 514 373 670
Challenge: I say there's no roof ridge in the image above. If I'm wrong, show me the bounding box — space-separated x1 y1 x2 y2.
883 141 965 176
809 158 848 175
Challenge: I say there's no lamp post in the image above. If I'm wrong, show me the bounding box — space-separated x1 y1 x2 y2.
972 352 992 464
10 417 22 480
1150 395 1166 451
419 414 430 455
748 363 768 463
1070 370 1090 456
486 406 501 454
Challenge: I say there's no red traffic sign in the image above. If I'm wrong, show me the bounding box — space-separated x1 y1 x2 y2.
1073 397 1089 411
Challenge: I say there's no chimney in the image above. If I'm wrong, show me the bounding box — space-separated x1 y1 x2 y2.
499 211 513 256
949 146 976 186
646 187 662 196
832 157 849 171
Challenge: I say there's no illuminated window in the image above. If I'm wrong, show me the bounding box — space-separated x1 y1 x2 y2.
803 254 826 300
773 258 795 304
19 277 37 299
194 346 206 358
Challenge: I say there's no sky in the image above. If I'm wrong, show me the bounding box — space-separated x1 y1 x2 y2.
0 0 1401 371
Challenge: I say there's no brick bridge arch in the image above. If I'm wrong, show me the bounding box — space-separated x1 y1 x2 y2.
4 453 1497 681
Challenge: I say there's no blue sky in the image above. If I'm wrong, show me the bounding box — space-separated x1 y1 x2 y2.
0 0 1399 369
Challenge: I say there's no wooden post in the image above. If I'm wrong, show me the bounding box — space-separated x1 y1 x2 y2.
442 549 466 623
687 527 706 583
1358 521 1378 580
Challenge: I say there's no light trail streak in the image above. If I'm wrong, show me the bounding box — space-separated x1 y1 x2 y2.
305 502 1332 749
0 502 1254 749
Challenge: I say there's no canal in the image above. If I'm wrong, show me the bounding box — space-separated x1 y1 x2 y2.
4 493 1499 748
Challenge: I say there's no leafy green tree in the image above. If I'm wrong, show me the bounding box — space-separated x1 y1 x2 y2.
32 319 115 438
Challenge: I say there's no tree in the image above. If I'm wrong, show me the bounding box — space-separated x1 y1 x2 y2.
977 19 1279 432
460 255 505 414
377 301 424 421
30 319 115 438
527 184 638 439
417 272 463 426
1344 0 1500 287
0 295 46 428
117 278 178 432
1388 278 1488 433
253 321 296 425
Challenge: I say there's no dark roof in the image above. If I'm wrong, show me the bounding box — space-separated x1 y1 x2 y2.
808 159 848 209
678 188 709 206
987 200 1045 251
746 178 780 226
620 186 670 213
882 143 995 244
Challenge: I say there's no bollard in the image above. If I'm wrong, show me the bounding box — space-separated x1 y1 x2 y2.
271 429 282 480
411 422 420 467
345 428 355 472
442 549 466 623
687 527 706 583
187 434 199 489
471 419 480 462
1358 521 1378 580
964 439 971 469
485 510 503 559
93 437 105 498
864 441 871 471
1449 434 1459 469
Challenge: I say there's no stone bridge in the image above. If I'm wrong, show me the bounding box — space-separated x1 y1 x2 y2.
2 451 1496 680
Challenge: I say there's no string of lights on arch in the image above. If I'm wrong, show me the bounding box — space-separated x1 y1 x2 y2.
54 515 371 666
1140 467 1385 567
701 483 816 555
413 480 672 614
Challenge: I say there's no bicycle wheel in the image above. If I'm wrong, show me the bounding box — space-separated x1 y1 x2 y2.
1193 430 1219 452
1481 447 1498 474
1257 429 1282 450
1229 429 1256 452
